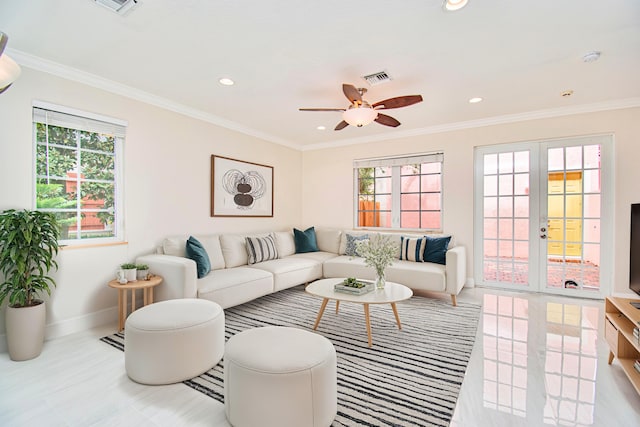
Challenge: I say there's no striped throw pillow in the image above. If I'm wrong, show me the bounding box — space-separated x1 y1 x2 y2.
246 234 279 265
400 236 426 262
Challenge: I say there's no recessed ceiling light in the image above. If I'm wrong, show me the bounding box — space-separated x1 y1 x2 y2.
219 78 235 86
443 0 469 11
469 97 483 104
316 126 326 131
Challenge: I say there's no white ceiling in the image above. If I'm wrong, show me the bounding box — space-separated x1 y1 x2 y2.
2 0 639 149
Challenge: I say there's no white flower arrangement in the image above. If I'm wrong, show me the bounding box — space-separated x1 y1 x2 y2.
355 234 399 280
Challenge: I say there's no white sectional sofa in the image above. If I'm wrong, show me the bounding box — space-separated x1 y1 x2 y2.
136 228 466 309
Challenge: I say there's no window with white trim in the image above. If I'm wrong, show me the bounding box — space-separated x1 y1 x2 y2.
354 153 443 230
33 105 125 245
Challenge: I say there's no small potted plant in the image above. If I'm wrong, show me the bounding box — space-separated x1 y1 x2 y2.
0 209 60 361
120 263 137 282
136 264 150 281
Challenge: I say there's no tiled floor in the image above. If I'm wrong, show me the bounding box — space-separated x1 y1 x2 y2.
1 287 639 426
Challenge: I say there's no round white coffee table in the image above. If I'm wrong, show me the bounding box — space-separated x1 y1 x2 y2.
305 278 413 347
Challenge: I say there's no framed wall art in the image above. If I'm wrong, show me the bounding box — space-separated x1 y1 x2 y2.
211 155 274 217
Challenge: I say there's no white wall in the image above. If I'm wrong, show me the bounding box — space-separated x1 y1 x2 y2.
0 68 302 350
301 107 640 297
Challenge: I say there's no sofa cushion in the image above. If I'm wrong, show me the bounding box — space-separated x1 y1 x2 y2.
246 234 279 265
274 231 296 257
193 235 225 270
289 251 338 263
344 233 369 257
315 228 342 254
163 237 187 257
197 267 273 309
323 255 374 281
248 257 323 291
399 236 426 262
220 234 250 268
423 235 452 265
293 227 319 253
386 260 446 292
186 236 211 278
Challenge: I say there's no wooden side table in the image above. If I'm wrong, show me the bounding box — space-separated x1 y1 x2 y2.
108 275 163 331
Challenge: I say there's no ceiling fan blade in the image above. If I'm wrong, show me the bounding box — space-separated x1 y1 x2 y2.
299 108 346 112
334 120 349 131
375 113 401 127
0 32 7 56
342 84 362 104
372 95 423 110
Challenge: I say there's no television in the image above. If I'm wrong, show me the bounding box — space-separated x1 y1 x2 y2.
630 203 640 300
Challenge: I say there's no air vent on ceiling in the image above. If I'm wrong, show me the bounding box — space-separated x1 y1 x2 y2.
94 0 138 15
362 70 392 86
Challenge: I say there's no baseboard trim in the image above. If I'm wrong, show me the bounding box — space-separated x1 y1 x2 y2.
0 306 118 354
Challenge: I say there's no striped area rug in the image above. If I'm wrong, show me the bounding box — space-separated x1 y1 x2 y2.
101 286 481 426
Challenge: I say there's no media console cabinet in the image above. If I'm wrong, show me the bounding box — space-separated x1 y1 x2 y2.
604 296 640 395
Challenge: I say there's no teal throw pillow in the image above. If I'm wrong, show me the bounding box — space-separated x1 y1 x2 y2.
294 227 319 253
186 236 211 278
422 235 452 265
345 234 369 257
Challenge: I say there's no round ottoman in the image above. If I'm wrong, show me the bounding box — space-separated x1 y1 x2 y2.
224 326 337 427
125 298 224 385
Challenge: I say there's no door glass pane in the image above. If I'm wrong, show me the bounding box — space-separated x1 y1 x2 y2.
485 154 498 175
482 151 530 287
565 146 582 170
583 145 600 169
499 152 513 174
485 219 497 239
485 175 497 196
545 145 601 293
499 175 513 195
583 170 600 193
499 219 513 239
548 148 564 171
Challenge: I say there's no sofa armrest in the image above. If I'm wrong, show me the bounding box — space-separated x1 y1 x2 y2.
135 254 198 301
445 246 466 296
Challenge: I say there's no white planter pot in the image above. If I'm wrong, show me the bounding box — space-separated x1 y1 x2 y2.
124 268 137 282
5 301 46 361
136 269 149 281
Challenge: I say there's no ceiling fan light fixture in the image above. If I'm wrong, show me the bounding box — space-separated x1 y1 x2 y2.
343 106 378 127
443 0 468 11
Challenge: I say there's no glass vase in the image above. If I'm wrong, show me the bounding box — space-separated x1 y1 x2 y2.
375 270 386 289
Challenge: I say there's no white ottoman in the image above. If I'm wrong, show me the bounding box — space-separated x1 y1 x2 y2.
125 298 225 385
224 326 337 427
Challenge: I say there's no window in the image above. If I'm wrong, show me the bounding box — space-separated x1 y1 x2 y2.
33 104 125 245
354 153 443 230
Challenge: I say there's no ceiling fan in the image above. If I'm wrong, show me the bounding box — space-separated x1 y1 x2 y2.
299 83 423 131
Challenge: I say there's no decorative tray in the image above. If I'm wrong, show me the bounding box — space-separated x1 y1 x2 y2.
334 279 375 295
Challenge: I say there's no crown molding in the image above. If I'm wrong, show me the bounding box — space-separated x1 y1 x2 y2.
10 49 639 153
301 97 640 151
7 49 299 150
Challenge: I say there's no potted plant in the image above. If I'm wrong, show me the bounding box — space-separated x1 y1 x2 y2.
0 209 60 361
135 264 149 281
356 234 399 289
120 263 137 282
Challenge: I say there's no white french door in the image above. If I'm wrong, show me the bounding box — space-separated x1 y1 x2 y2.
474 135 612 298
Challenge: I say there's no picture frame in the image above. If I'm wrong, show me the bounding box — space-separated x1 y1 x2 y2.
211 155 274 217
